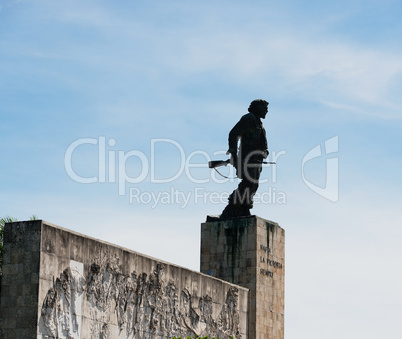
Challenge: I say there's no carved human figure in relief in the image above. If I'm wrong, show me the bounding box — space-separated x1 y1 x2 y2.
40 288 58 337
70 264 86 332
198 295 216 336
125 271 139 337
220 99 269 220
115 274 129 330
164 281 181 334
218 287 241 338
40 266 85 339
147 263 165 335
41 259 242 339
181 288 200 336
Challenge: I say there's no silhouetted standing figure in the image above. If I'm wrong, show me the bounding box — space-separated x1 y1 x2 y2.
220 99 269 219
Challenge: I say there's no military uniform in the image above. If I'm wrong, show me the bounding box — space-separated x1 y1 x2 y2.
220 112 268 219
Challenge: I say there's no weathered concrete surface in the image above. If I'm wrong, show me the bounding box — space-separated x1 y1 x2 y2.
0 220 42 338
0 220 249 339
201 216 285 339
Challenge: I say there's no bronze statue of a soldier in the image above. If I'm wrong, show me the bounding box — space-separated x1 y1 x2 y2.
219 99 269 220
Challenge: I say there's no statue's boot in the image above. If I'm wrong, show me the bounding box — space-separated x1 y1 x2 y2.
220 204 251 220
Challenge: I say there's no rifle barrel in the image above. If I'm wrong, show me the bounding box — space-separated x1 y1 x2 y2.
208 159 230 168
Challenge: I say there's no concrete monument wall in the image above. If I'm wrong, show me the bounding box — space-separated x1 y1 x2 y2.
201 216 285 339
0 220 248 339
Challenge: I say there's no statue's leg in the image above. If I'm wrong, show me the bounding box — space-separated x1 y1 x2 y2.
248 167 261 210
232 164 261 212
219 191 238 219
220 163 262 220
220 182 252 219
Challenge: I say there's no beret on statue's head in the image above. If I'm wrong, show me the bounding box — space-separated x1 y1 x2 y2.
248 99 269 113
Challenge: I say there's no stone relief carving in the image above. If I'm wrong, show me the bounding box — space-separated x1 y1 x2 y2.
40 261 85 339
39 252 241 339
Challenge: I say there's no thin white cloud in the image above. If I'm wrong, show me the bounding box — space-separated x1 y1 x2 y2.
162 31 402 118
4 1 402 120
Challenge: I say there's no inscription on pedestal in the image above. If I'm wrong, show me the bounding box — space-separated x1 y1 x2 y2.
201 216 285 339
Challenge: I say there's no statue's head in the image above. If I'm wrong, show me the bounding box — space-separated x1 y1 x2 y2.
248 99 269 119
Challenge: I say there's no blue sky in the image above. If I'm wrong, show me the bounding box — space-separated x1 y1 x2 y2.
1 0 402 338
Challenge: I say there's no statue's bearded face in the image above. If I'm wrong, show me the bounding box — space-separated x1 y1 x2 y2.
256 104 268 119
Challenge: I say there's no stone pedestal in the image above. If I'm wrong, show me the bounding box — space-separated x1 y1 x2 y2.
201 216 285 339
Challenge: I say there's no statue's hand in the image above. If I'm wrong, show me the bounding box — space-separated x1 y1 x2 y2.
262 150 269 159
